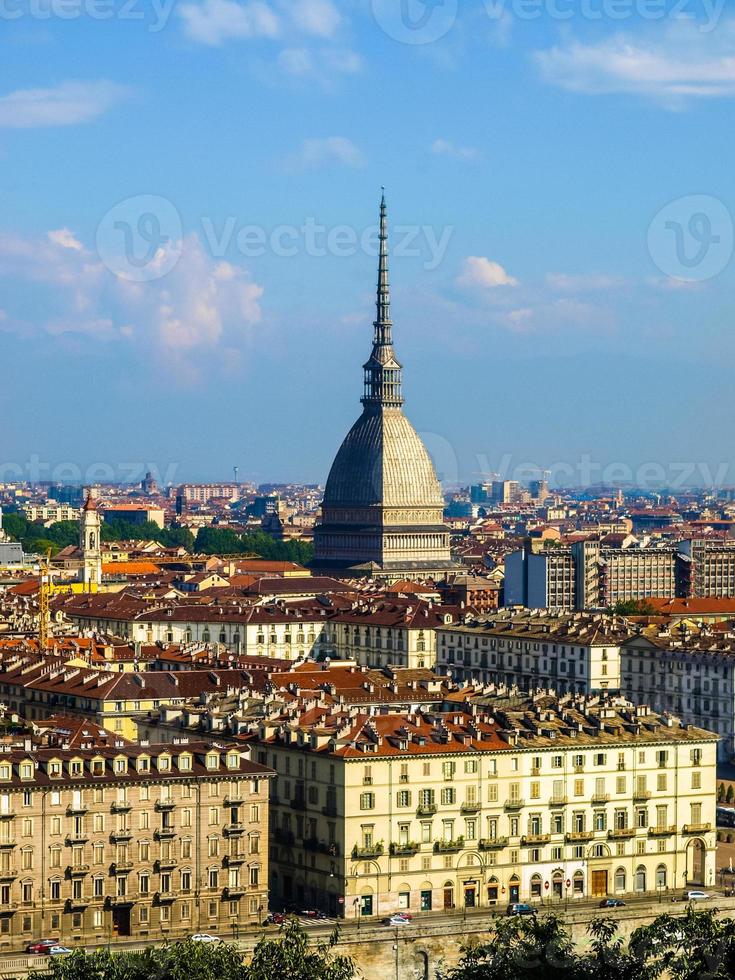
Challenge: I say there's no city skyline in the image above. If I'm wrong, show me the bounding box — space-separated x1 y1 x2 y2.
1 3 734 484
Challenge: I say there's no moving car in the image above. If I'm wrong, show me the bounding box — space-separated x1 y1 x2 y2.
47 946 72 956
599 898 626 908
382 915 412 926
506 903 537 917
685 891 710 901
27 940 60 955
190 934 219 943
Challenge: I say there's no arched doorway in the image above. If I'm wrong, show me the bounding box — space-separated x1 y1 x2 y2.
552 869 564 899
443 881 454 910
530 874 542 899
487 876 499 905
634 866 647 893
508 874 520 903
688 839 706 885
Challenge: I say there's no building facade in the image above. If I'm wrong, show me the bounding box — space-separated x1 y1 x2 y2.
254 695 716 919
0 741 272 949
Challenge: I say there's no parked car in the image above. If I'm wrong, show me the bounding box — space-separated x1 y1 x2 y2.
506 903 537 917
190 934 219 943
394 911 413 920
599 898 626 908
685 890 710 901
27 940 60 955
382 915 412 926
300 909 328 919
47 946 72 956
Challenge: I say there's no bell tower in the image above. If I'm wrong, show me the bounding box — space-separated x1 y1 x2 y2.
80 489 102 590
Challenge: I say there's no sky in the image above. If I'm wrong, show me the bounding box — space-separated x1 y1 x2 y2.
1 0 734 490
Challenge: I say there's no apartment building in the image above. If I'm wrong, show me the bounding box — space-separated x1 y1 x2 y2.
23 503 80 524
0 740 272 949
678 539 735 598
251 694 716 919
621 626 735 760
436 612 627 694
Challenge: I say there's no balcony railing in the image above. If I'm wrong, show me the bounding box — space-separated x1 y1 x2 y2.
549 797 568 807
322 804 338 818
111 861 134 872
521 834 550 846
155 858 177 871
224 796 245 808
290 798 307 811
155 800 176 812
434 838 465 853
110 801 132 814
153 828 175 841
478 837 508 850
504 799 525 811
591 793 610 804
460 802 481 814
224 854 246 867
648 825 676 837
66 805 88 817
633 790 652 802
682 823 711 835
565 831 593 842
389 842 419 857
416 803 437 816
608 828 635 840
66 833 90 846
68 864 90 876
223 822 245 837
351 843 384 860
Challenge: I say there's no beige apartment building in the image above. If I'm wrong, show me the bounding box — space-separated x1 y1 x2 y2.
436 612 627 695
253 694 716 919
0 740 272 950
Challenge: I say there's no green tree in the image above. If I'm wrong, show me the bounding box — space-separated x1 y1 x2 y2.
630 907 735 980
246 919 354 980
609 599 658 616
726 784 734 804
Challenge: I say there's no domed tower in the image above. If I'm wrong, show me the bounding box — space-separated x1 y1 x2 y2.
313 194 455 581
80 489 102 589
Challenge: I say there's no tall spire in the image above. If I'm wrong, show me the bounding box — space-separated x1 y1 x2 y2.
375 188 391 345
362 191 404 410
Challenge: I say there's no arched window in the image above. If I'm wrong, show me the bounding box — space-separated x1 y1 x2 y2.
655 865 667 889
573 870 584 895
614 867 626 892
635 866 647 893
530 874 542 898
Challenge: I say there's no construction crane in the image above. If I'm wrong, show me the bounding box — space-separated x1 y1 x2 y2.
37 549 52 651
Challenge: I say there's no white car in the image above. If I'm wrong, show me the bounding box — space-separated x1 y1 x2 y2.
47 945 72 956
685 890 710 901
190 933 219 943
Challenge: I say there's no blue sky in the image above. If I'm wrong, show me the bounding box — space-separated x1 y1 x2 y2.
1 0 734 489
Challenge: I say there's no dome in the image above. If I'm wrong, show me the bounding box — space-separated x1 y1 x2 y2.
323 406 443 511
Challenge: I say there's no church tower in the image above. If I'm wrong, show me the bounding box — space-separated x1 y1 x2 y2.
313 194 455 581
80 490 102 589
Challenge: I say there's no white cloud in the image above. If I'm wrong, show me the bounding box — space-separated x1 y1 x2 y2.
285 136 365 170
278 46 363 78
47 228 84 252
284 0 340 38
0 80 128 128
0 229 263 365
535 20 735 105
431 138 480 162
546 272 625 292
179 0 279 45
457 256 518 288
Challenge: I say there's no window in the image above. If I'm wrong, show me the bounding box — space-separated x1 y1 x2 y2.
359 793 375 811
441 788 455 806
397 790 411 808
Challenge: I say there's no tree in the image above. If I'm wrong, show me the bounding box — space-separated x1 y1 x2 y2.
609 599 658 616
630 907 735 980
726 784 734 804
28 922 355 980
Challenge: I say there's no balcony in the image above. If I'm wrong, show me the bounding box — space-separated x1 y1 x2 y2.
504 799 525 811
0 839 16 849
416 803 438 816
110 801 132 814
66 804 88 817
154 891 176 904
434 838 465 854
65 833 89 846
110 830 133 844
64 897 89 912
633 790 652 802
478 837 508 850
591 793 610 804
224 796 245 808
275 828 295 847
0 813 14 821
521 834 550 846
682 823 712 835
0 867 17 880
549 797 568 808
304 838 339 857
607 828 636 840
224 854 246 867
290 797 307 811
389 842 419 857
351 843 384 860
111 861 134 872
68 865 90 877
222 885 247 899
460 802 481 814
155 858 177 872
648 825 676 837
322 804 338 818
155 800 176 812
223 822 245 837
565 831 593 842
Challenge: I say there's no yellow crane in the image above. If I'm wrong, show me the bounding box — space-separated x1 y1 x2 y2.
38 549 52 650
